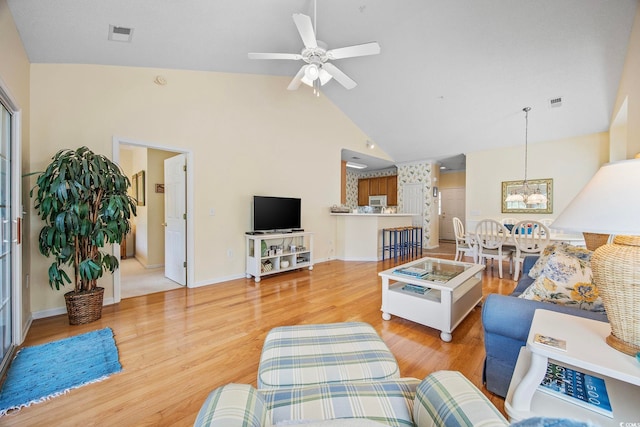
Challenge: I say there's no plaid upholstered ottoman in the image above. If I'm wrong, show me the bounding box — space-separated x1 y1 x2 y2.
258 322 400 389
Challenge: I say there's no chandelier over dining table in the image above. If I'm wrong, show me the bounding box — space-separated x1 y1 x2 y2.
505 107 548 205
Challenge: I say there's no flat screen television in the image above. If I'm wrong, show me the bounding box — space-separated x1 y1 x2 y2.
253 196 301 232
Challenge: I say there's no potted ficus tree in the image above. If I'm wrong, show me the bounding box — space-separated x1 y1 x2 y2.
31 146 137 324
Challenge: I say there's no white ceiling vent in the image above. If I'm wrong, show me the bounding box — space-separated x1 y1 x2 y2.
548 97 563 109
108 25 134 42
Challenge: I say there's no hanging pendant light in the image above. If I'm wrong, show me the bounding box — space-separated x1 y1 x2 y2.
509 107 547 206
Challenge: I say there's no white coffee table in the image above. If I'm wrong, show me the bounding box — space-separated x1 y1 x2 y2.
506 309 640 425
378 257 484 342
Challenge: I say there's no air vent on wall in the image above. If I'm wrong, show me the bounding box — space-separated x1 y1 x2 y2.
108 25 134 42
549 97 563 109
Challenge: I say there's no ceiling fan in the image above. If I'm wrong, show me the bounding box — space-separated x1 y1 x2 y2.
248 3 381 95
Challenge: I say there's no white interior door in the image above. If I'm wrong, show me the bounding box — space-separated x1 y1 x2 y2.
440 187 465 240
402 183 423 226
164 154 187 286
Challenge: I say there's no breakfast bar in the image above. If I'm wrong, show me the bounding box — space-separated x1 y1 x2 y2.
332 213 415 261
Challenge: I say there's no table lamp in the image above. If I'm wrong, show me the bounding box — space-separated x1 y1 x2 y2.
552 158 640 356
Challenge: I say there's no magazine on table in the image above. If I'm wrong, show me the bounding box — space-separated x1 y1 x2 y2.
401 283 431 295
538 362 612 418
393 266 460 282
533 333 567 351
393 267 429 278
422 270 460 283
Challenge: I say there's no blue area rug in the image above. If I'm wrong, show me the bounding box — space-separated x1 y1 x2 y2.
0 327 122 416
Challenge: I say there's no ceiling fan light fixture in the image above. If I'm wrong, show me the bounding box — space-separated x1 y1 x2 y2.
318 69 332 85
304 64 319 81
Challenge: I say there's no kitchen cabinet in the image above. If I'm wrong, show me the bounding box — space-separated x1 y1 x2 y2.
387 176 398 206
369 177 380 195
358 179 370 206
378 177 388 195
358 176 398 206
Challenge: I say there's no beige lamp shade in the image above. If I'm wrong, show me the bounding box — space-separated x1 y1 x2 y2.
552 159 640 235
552 159 640 356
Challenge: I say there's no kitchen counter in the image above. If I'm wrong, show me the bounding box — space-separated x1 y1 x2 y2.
330 213 415 217
332 213 415 261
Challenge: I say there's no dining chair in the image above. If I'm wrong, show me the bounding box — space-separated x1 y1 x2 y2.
501 217 518 225
538 218 559 233
512 220 551 281
453 217 477 263
475 219 513 279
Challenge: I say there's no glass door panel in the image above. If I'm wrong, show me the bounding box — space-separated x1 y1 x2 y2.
0 102 12 370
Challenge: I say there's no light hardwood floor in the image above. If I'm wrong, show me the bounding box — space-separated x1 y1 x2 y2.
3 249 516 426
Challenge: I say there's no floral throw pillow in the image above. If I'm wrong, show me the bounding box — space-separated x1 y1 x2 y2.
519 249 605 312
527 242 592 279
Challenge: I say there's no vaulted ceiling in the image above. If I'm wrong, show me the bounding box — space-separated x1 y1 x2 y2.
7 0 638 170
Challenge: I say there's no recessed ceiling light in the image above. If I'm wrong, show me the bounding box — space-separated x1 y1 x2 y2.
108 25 134 43
440 166 446 170
346 162 367 169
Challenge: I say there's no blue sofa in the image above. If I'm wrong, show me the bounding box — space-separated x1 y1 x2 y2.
481 255 609 398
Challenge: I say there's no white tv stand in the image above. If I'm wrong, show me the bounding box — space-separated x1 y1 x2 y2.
245 231 314 282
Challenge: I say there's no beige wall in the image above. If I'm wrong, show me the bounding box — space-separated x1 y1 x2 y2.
439 171 465 189
0 0 30 336
466 132 609 229
27 63 384 314
119 149 135 257
611 5 640 159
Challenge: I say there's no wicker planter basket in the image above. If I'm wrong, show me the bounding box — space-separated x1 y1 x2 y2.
64 287 105 325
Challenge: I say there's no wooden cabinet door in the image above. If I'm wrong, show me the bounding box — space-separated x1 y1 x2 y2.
378 176 388 195
369 177 380 195
358 179 370 206
387 175 398 206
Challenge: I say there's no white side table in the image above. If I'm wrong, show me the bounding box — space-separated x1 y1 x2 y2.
505 309 640 425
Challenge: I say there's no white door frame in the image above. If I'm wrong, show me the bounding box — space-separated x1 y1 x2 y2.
0 78 23 355
112 137 194 303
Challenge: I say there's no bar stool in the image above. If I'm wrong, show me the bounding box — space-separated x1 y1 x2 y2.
382 227 407 260
396 226 411 259
408 226 423 257
382 228 397 260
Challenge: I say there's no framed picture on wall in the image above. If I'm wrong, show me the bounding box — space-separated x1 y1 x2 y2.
133 170 145 206
502 178 552 213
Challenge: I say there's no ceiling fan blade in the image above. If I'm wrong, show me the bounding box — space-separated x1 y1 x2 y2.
248 52 302 60
292 13 317 49
287 65 307 90
327 42 381 60
322 63 357 90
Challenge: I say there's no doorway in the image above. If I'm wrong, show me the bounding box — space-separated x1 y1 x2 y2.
439 187 465 241
112 138 193 302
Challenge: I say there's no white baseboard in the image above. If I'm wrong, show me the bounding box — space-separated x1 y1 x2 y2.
20 315 33 345
192 273 246 288
32 296 116 320
192 259 327 288
144 263 164 269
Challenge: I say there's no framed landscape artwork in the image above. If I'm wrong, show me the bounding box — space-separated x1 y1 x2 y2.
133 170 145 206
502 178 553 213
